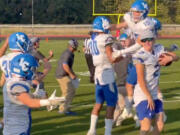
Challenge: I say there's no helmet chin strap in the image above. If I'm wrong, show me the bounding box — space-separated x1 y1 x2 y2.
16 42 25 53
16 41 29 53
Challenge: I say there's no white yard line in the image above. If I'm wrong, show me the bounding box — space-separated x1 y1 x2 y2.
163 100 180 103
70 99 180 108
45 80 180 88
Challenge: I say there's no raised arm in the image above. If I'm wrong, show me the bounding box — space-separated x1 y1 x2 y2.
0 38 9 57
17 92 65 108
106 45 122 63
110 22 128 31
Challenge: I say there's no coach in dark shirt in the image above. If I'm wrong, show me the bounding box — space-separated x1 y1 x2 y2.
56 39 78 115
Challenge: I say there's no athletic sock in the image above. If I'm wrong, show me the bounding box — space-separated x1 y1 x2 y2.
105 119 113 135
89 114 98 133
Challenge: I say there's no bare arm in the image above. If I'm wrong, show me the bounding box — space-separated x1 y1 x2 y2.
17 92 41 108
112 37 144 58
136 63 154 110
106 45 123 63
17 92 64 108
165 52 179 61
158 52 179 66
63 63 76 79
46 50 54 61
110 22 128 31
0 38 9 57
36 59 51 81
0 73 6 87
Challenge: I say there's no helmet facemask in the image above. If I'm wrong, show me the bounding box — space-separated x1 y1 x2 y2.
130 9 145 23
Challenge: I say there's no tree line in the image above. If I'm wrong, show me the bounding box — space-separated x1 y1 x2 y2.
0 0 179 24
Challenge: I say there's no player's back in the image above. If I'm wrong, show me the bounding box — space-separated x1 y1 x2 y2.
3 79 31 135
90 34 113 69
0 52 22 80
88 33 115 85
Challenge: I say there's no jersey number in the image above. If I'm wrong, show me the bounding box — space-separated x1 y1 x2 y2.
89 40 100 56
2 60 10 78
153 64 160 78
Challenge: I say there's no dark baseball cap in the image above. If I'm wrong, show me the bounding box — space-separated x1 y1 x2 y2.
30 37 40 44
68 39 79 49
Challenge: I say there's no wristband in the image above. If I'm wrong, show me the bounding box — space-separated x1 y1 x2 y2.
40 99 50 106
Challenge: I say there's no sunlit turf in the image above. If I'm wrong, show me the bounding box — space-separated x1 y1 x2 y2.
0 39 180 135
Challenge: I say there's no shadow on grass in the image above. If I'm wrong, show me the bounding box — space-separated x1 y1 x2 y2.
31 107 95 135
163 108 180 135
164 128 180 135
161 87 180 93
161 71 180 76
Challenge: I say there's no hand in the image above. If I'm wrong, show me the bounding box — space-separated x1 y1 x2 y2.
70 74 76 80
47 90 66 111
112 51 122 59
4 37 9 46
32 80 39 85
158 54 173 66
158 92 163 101
147 96 155 111
48 96 66 106
49 50 54 57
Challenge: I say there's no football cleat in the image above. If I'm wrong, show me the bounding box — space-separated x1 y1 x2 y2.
87 130 97 135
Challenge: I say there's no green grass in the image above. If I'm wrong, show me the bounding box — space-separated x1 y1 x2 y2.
0 39 180 135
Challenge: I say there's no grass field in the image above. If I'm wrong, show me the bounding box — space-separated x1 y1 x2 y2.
0 39 180 135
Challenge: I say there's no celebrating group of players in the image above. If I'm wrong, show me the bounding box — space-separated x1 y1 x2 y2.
86 0 179 135
0 0 179 135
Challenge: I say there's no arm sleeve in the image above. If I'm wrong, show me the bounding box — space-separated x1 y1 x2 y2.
123 13 131 26
154 44 166 57
132 52 146 65
10 84 30 96
105 35 114 46
112 43 141 58
62 52 71 65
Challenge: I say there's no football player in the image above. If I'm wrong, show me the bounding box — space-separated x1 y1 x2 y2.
132 31 178 135
86 16 122 135
0 32 37 129
111 0 160 58
0 32 32 82
3 53 65 135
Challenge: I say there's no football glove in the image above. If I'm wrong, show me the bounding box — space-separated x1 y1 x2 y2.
40 89 65 109
47 90 65 111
